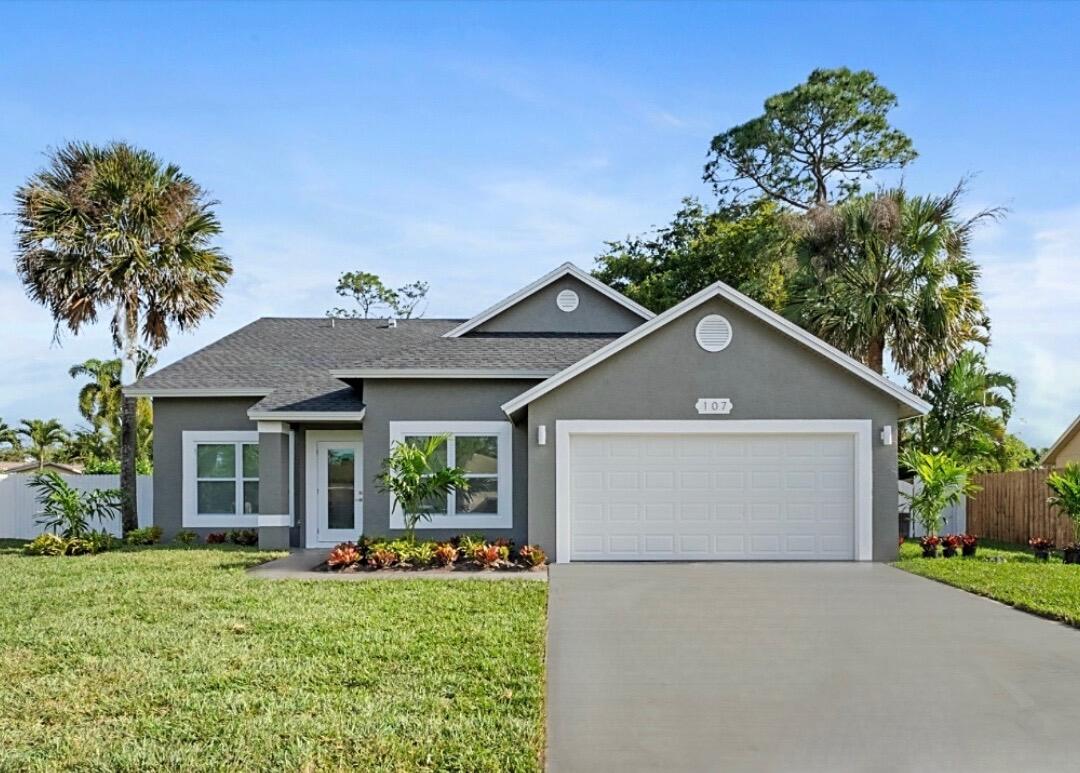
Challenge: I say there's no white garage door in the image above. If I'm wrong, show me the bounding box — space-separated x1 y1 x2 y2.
568 432 856 561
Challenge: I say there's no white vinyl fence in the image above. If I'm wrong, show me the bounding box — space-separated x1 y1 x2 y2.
0 474 152 540
898 479 966 538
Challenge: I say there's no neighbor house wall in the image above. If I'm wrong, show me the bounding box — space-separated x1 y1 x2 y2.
151 397 259 541
525 295 902 561
360 379 536 545
472 275 645 334
1048 429 1080 467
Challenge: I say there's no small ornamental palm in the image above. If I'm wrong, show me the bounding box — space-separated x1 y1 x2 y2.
1046 465 1080 547
30 472 121 540
900 449 980 537
376 434 468 543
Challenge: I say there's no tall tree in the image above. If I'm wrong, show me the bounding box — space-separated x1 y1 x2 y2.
328 271 429 319
0 420 19 452
787 184 999 386
593 198 797 312
906 350 1017 472
16 419 69 472
14 142 231 532
69 353 155 449
704 68 917 210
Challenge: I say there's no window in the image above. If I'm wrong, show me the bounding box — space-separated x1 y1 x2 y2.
388 421 512 529
182 431 261 527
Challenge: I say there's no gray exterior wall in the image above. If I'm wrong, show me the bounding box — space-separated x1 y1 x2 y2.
525 295 902 561
473 275 646 334
151 397 259 541
360 379 535 545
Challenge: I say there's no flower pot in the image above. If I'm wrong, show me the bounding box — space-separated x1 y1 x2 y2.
961 545 977 557
942 546 958 558
1034 549 1051 561
1064 548 1080 565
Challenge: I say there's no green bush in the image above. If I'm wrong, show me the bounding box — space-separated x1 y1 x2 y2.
124 526 163 546
172 530 199 546
30 472 121 540
24 533 67 556
84 530 117 554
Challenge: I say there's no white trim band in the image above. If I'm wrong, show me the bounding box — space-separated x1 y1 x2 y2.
328 369 556 380
257 514 292 527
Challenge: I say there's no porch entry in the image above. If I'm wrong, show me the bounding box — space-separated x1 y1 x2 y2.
305 430 363 547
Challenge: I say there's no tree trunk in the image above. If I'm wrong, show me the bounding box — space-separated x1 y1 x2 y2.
867 336 885 375
120 315 139 534
120 395 138 533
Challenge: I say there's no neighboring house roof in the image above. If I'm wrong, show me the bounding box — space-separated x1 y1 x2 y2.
0 460 83 474
502 280 932 418
1043 414 1080 465
441 262 654 338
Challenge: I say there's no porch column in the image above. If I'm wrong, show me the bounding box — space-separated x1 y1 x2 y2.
257 421 292 549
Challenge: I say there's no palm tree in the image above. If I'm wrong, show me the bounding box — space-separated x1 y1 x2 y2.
0 420 20 460
907 350 1017 471
17 419 69 472
14 142 231 532
788 183 1001 389
69 352 155 451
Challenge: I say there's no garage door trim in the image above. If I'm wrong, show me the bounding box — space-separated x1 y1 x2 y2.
555 419 873 563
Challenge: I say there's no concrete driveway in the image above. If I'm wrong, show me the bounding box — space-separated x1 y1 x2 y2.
547 563 1080 772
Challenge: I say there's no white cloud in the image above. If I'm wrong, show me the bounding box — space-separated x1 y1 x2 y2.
979 204 1080 447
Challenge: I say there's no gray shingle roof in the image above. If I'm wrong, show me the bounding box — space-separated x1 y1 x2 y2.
131 318 619 415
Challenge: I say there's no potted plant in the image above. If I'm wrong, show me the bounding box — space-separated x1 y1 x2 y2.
900 449 979 557
1029 537 1054 561
375 434 468 544
960 534 978 557
941 534 961 558
1046 464 1080 565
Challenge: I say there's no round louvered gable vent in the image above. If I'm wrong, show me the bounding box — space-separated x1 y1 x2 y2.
556 289 579 312
695 314 733 352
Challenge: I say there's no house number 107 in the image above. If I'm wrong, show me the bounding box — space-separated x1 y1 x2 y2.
695 398 733 415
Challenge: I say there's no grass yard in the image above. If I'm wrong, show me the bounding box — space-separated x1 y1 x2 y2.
896 538 1080 628
0 543 547 772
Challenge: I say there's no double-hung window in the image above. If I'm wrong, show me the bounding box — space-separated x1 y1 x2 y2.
387 421 512 529
182 431 260 527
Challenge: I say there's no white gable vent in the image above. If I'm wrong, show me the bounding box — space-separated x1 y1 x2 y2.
695 314 733 352
556 289 579 312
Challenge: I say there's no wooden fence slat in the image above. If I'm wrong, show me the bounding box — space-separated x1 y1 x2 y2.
967 468 1073 546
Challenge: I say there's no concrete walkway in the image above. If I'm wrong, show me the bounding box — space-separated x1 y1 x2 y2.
547 562 1080 772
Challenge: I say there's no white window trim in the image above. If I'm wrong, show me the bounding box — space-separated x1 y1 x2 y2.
387 421 513 529
554 419 873 564
182 431 270 529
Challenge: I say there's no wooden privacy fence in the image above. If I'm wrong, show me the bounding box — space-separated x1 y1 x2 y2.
967 468 1075 546
0 474 152 540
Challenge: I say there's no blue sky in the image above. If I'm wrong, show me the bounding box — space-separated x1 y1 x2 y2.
1 1 1077 447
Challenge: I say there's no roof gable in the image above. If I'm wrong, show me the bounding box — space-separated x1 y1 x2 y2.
443 263 653 338
1043 415 1080 465
501 280 930 418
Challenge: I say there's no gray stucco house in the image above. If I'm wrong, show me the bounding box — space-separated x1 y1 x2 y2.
128 262 929 562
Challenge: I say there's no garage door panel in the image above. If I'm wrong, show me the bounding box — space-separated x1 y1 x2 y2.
568 432 856 561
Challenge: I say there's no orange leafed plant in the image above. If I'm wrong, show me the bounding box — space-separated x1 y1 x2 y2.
433 542 458 566
473 543 503 568
327 542 360 569
367 548 398 569
518 544 547 567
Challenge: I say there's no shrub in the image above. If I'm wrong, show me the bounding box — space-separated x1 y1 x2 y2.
376 435 469 542
30 472 121 540
919 535 940 557
367 548 398 569
84 530 117 554
228 529 258 547
900 450 979 537
24 532 67 556
206 532 227 544
399 540 436 567
941 534 962 557
455 534 486 555
433 542 458 567
472 543 505 568
493 537 514 550
518 544 547 567
1047 464 1080 548
173 530 199 546
63 538 93 556
125 526 163 545
1029 537 1055 551
327 542 361 569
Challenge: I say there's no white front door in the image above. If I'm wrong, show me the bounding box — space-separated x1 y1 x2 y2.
306 431 363 547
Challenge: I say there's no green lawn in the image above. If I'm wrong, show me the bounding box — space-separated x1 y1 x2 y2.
0 543 547 772
896 538 1080 627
